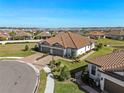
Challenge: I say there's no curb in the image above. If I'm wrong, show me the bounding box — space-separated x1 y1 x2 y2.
0 57 24 59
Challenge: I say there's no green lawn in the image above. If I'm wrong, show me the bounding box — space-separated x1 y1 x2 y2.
38 70 47 93
97 38 124 46
88 46 113 59
56 59 87 71
0 43 36 57
54 80 86 93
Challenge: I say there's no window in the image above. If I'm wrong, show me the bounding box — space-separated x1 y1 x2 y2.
91 65 96 75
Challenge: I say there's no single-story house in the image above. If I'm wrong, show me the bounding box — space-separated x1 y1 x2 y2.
0 31 10 40
38 31 95 57
36 31 51 39
14 30 33 40
86 51 124 93
106 30 124 40
89 31 105 39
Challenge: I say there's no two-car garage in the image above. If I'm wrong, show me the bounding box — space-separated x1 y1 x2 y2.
42 46 50 53
52 48 64 56
104 79 124 93
41 46 64 56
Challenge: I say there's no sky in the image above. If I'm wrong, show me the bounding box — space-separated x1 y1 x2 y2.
0 0 124 28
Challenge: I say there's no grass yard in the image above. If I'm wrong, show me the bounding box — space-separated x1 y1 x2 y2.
56 59 87 71
38 70 47 93
54 80 86 93
0 43 36 57
97 38 124 46
88 46 113 59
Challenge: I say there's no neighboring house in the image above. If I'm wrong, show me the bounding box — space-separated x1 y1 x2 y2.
89 31 105 39
14 30 33 40
106 30 124 40
38 31 95 57
86 51 124 93
0 31 10 40
36 31 51 39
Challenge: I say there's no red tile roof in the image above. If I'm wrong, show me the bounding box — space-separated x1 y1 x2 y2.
86 51 124 72
40 31 94 49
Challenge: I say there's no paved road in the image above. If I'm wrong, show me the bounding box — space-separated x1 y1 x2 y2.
0 60 39 93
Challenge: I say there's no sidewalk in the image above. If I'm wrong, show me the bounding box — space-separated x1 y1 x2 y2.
43 65 54 93
79 51 95 61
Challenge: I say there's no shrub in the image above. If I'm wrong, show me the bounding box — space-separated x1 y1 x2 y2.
95 43 103 51
24 45 29 51
34 44 38 51
49 60 56 70
97 43 103 49
59 66 71 81
113 48 119 53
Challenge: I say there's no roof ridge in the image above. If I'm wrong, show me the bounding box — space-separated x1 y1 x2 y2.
68 32 77 48
60 33 65 48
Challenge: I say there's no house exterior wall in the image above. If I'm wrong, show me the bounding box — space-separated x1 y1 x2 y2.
88 64 124 91
85 45 91 51
114 72 124 76
76 43 95 57
88 64 101 80
76 46 86 56
66 48 72 57
106 34 124 40
39 42 95 57
100 72 124 91
91 43 95 49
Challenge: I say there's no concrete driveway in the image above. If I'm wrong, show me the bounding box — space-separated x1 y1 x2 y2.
0 60 39 93
21 53 73 70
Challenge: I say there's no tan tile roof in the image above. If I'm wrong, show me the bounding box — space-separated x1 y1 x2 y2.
37 31 51 37
89 31 105 36
40 31 94 49
15 30 32 37
0 31 10 38
108 30 124 35
86 51 124 71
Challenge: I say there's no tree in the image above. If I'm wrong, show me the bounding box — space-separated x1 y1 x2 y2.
9 31 16 40
59 66 71 81
24 45 29 51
